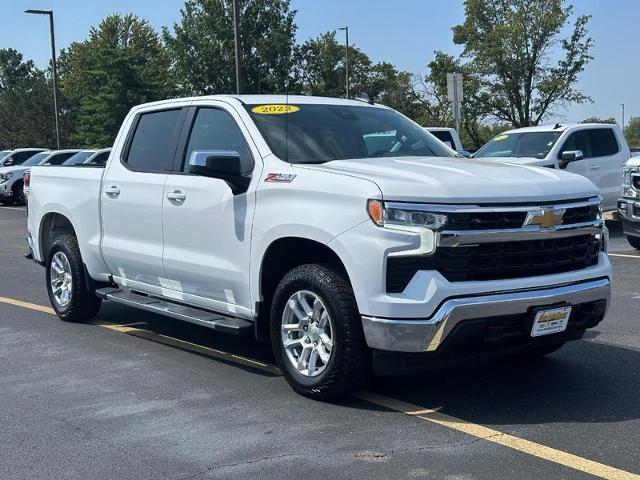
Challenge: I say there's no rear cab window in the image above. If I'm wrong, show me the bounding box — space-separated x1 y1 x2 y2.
125 108 185 172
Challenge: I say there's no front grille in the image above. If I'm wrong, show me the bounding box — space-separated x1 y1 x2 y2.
447 204 598 230
386 234 600 292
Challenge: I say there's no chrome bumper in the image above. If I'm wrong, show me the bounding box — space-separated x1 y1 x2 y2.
361 278 611 353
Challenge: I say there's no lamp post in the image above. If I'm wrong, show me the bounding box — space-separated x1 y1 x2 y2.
620 103 625 131
338 26 349 99
25 9 60 150
232 0 242 94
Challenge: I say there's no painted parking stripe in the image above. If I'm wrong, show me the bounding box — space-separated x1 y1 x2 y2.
609 253 640 259
1 296 639 479
355 391 640 480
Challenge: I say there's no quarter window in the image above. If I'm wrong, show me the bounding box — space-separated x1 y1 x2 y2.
183 108 252 171
126 109 184 172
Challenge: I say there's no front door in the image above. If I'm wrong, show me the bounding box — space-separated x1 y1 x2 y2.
161 104 260 317
101 107 186 289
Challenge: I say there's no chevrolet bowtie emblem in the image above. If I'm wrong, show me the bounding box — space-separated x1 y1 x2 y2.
524 208 565 229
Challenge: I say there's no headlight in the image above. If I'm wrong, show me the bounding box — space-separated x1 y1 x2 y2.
623 168 638 197
367 200 448 230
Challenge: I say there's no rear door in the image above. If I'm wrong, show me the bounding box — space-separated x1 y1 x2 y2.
161 102 259 316
101 107 187 289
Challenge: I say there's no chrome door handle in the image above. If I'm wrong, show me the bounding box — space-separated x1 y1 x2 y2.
104 186 120 197
166 190 186 202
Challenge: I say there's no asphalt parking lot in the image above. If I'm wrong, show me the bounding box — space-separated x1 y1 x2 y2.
1 206 639 480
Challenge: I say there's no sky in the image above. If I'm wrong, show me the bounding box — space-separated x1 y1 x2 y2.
1 0 637 125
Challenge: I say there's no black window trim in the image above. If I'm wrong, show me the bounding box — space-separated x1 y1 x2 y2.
557 127 620 160
172 105 255 175
120 107 188 174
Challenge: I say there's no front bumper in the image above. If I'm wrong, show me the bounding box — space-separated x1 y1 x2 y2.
362 277 610 353
618 198 640 237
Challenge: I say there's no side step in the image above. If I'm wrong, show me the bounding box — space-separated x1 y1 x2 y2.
96 287 253 335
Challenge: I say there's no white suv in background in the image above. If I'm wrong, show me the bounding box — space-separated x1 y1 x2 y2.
473 123 631 211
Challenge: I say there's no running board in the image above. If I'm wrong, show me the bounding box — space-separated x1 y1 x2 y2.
96 287 253 335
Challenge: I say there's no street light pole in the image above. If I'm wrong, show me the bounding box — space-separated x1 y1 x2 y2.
339 26 349 99
620 103 625 132
25 9 60 150
232 0 242 95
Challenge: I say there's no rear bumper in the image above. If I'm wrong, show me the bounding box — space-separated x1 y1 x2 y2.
361 277 610 353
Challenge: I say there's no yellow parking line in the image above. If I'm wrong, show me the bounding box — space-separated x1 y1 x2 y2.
2 295 639 478
0 296 55 315
356 391 640 480
609 253 640 259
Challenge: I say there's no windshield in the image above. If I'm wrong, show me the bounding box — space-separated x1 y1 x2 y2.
22 152 51 166
245 104 453 164
0 152 9 161
62 151 95 165
475 132 562 159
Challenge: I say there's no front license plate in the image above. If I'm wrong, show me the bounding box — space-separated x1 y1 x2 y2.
531 306 572 337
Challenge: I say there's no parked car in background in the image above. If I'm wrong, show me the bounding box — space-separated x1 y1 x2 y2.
631 148 640 158
1 150 80 205
0 148 47 168
424 127 471 157
62 150 96 166
473 123 631 211
83 148 111 166
0 150 50 204
618 157 640 249
27 95 611 399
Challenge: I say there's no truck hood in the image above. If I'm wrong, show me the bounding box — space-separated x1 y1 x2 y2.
0 165 28 175
472 156 550 166
310 156 597 203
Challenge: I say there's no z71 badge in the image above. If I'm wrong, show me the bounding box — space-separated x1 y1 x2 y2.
264 173 297 183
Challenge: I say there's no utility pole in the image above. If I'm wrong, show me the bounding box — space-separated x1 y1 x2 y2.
232 0 242 94
25 9 60 149
621 103 625 131
339 26 349 98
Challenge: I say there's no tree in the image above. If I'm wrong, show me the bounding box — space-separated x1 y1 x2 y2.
581 117 616 124
164 0 297 95
625 117 640 149
452 0 593 128
0 49 58 148
59 14 172 147
295 31 419 115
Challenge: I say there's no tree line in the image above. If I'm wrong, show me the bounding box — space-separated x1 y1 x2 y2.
1 0 638 150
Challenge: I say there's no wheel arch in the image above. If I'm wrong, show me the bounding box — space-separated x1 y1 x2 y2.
39 212 77 261
254 236 354 342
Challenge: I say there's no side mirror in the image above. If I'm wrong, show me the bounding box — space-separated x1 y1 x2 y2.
559 150 584 169
4 159 13 166
457 150 472 158
188 150 253 194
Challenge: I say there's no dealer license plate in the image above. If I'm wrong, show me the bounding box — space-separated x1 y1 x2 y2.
530 306 572 337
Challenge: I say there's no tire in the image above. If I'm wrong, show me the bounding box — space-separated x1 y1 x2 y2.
627 235 640 250
46 234 101 322
514 342 565 359
12 181 26 206
270 264 369 400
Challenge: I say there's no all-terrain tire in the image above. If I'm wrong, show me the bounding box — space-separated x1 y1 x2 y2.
270 264 369 400
46 234 102 322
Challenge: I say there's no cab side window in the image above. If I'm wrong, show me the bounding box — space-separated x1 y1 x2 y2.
559 128 619 159
125 109 184 172
183 108 253 172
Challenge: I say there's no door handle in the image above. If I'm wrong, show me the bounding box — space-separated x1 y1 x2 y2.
104 186 120 197
166 190 186 202
590 164 600 170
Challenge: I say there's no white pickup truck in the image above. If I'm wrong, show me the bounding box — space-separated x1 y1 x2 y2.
473 123 631 212
26 95 612 399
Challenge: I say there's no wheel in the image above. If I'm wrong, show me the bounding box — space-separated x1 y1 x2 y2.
627 235 640 250
270 264 369 400
12 181 26 206
46 234 101 322
514 342 566 359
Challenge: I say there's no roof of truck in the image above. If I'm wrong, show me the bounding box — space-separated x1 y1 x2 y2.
134 94 386 111
501 123 621 134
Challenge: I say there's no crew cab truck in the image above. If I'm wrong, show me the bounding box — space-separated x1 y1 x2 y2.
618 157 640 249
27 95 612 399
473 123 631 212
